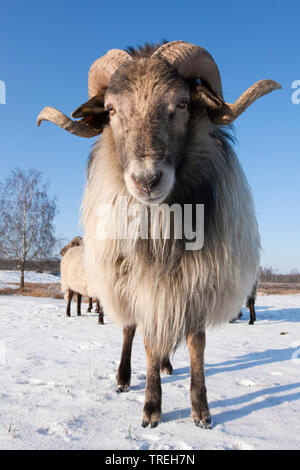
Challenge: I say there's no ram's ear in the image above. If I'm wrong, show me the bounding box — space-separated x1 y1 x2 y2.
71 94 109 132
191 85 224 111
37 94 109 137
192 80 282 125
72 95 105 117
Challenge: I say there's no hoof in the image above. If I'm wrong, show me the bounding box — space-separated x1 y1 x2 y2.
161 366 173 375
161 358 173 376
116 385 130 393
194 417 212 429
142 420 159 428
142 403 161 428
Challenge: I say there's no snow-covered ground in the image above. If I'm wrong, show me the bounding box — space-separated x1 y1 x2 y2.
0 270 60 289
0 293 299 450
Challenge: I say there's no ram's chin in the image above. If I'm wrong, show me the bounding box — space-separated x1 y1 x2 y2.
133 192 169 206
128 185 174 206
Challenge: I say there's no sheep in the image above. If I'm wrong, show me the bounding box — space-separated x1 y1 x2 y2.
60 237 104 323
61 243 170 386
230 281 258 324
246 281 258 325
60 236 83 257
38 40 280 428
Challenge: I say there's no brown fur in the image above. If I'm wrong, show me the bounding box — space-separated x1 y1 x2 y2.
95 299 104 324
116 324 173 394
66 289 73 317
142 339 162 428
116 325 136 392
187 331 211 427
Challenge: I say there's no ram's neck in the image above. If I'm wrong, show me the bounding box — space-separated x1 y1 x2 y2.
82 120 238 266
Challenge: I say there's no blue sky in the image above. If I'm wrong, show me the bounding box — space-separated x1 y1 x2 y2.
0 0 299 272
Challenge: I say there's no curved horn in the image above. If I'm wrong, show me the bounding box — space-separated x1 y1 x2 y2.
88 49 132 97
153 40 224 100
153 41 281 125
37 106 100 138
37 49 131 137
211 79 282 125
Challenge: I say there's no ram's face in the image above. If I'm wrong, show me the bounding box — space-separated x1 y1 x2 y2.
104 59 190 205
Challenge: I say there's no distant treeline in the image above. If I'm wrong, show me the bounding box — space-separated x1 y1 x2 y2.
258 267 300 283
0 258 60 274
0 259 299 283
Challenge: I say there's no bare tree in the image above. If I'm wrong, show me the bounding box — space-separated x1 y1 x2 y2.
259 266 300 283
0 168 58 288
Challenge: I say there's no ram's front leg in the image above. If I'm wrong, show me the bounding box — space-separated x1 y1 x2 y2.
187 330 212 428
96 300 104 324
66 289 73 317
116 325 136 392
142 339 162 428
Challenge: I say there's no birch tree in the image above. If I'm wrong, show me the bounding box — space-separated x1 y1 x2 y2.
0 168 58 288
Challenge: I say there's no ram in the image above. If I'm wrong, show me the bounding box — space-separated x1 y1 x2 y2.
38 41 280 428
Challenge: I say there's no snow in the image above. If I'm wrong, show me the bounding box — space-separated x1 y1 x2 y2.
0 270 60 289
0 293 299 450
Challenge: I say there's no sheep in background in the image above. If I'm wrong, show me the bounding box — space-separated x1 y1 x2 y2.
60 237 104 323
60 236 83 257
230 281 258 325
38 41 280 428
246 281 258 325
61 243 170 383
87 297 103 318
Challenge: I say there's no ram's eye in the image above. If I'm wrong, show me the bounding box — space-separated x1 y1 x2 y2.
177 99 189 110
106 105 116 115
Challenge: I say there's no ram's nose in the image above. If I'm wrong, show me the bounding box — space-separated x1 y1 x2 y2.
131 171 162 195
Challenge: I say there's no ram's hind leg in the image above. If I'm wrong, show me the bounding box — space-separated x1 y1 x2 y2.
77 293 82 316
66 289 73 317
248 302 256 325
142 339 162 428
95 300 104 324
187 330 212 428
87 297 93 313
116 325 136 392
